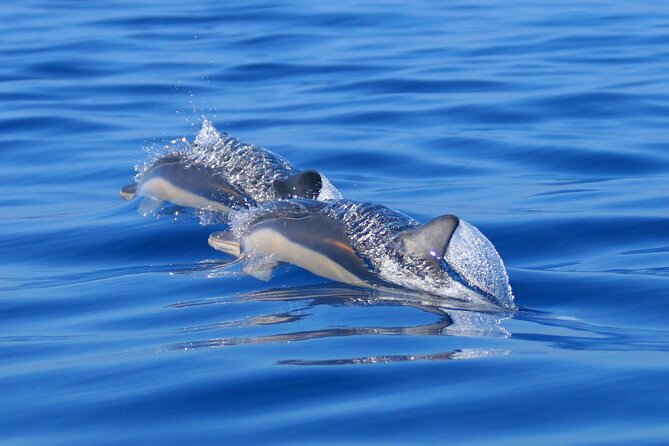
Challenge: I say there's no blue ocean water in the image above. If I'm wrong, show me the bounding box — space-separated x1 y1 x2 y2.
2 1 669 444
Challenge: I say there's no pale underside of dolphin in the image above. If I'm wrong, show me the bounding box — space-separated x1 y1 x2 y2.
208 199 514 309
210 212 378 286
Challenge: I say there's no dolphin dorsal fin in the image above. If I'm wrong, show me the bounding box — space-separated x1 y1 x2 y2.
273 170 323 199
399 215 460 260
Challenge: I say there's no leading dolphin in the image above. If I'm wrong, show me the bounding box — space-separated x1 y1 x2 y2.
120 120 339 213
208 199 514 309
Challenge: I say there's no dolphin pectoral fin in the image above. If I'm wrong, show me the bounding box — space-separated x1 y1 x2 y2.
399 215 460 260
208 231 242 258
138 197 165 216
273 170 323 199
243 257 279 282
120 183 138 201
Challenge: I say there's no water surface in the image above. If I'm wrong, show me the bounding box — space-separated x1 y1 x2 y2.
2 1 669 445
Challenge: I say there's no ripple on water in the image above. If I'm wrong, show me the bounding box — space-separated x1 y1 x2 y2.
3 0 669 444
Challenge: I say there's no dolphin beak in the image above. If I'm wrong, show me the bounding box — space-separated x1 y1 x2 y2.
208 231 242 258
120 183 138 201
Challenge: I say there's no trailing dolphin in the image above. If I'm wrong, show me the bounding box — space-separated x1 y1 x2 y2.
208 199 514 309
120 153 254 214
120 120 340 213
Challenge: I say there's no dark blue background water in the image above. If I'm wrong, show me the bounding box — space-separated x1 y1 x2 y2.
3 1 669 444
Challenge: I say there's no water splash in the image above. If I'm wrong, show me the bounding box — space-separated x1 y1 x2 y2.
317 174 342 201
135 137 191 182
188 120 299 203
445 220 515 309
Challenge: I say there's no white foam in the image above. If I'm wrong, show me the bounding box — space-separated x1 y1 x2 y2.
317 174 343 201
193 119 220 148
444 220 514 309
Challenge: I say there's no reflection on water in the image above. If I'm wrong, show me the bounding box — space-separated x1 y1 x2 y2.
165 283 512 359
177 273 510 312
278 349 510 366
514 312 669 353
0 259 235 292
168 312 307 335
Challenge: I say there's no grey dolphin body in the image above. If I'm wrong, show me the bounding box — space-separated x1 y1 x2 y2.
208 199 514 309
120 154 254 213
120 121 336 213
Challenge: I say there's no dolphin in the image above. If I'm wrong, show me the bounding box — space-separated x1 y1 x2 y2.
208 199 514 309
120 153 323 215
120 120 336 213
119 153 255 214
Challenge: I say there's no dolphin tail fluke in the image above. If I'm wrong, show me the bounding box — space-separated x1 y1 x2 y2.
120 183 138 201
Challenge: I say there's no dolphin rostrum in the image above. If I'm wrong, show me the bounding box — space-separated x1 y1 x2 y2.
208 199 514 309
120 120 339 213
